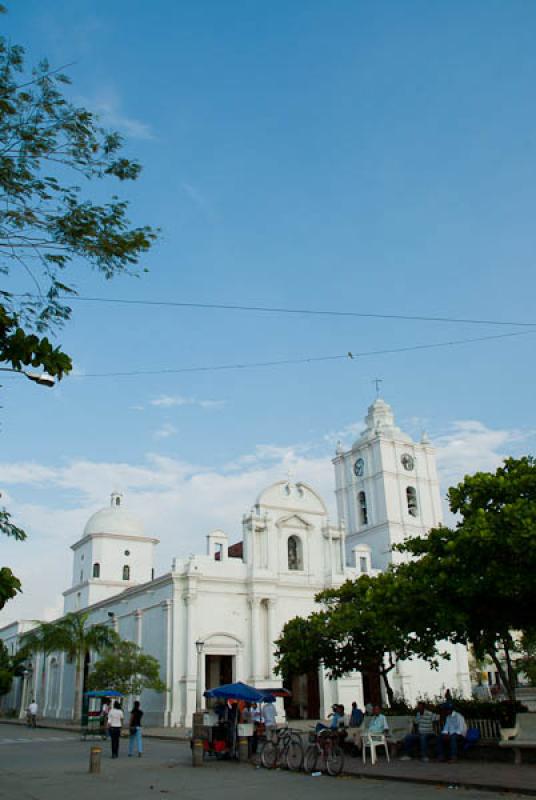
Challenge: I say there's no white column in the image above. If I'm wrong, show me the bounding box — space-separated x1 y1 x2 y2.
266 597 278 679
161 600 172 725
57 653 65 719
182 591 197 723
248 596 261 681
134 609 143 647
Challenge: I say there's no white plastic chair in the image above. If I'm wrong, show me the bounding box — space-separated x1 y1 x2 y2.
362 733 390 765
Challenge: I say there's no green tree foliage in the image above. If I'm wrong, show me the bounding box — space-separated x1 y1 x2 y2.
21 612 119 720
0 639 25 696
88 640 166 697
397 456 536 702
275 572 445 705
0 497 25 609
0 18 158 377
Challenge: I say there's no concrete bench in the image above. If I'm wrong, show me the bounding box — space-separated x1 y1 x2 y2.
499 714 536 764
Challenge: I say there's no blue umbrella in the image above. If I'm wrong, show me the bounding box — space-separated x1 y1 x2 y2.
204 681 274 703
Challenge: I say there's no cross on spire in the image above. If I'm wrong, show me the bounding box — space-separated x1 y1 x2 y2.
373 378 383 398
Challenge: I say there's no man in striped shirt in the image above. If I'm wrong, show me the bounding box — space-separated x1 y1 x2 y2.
400 702 439 761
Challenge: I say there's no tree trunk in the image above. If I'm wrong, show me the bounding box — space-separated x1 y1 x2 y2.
503 639 517 703
73 652 83 722
380 669 395 707
489 650 515 702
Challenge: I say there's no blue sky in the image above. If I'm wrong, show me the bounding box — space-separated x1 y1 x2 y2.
1 1 535 624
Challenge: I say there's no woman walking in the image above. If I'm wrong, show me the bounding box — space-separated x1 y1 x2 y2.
128 700 144 758
108 701 124 759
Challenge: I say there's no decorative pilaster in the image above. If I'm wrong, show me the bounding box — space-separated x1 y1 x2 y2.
266 597 278 679
161 600 172 723
134 608 143 647
248 596 261 681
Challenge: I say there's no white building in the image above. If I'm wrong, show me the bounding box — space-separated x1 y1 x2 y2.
0 398 471 725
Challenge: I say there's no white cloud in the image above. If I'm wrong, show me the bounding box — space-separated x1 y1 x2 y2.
77 90 154 141
153 423 178 440
150 395 225 410
435 420 534 488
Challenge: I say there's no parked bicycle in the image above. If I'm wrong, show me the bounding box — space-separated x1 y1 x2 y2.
260 726 304 770
303 728 344 776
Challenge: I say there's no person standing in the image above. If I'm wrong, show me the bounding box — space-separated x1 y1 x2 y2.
262 701 277 737
128 701 144 758
27 699 38 728
107 701 124 759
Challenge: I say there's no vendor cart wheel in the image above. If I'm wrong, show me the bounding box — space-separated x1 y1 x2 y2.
260 740 277 769
303 745 318 773
286 740 304 771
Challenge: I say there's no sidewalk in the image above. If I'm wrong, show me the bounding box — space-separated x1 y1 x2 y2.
342 753 536 795
0 716 190 740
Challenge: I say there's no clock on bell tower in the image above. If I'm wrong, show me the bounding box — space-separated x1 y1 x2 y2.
332 397 443 571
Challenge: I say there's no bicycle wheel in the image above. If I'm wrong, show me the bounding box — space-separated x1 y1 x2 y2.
286 740 304 771
326 745 344 776
303 744 319 772
260 740 278 769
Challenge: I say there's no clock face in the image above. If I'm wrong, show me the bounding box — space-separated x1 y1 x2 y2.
354 458 364 477
401 453 414 471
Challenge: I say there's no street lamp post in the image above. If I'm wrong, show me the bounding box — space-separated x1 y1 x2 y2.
0 367 56 387
195 640 204 712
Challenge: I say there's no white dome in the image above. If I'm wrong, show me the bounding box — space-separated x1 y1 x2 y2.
83 492 144 537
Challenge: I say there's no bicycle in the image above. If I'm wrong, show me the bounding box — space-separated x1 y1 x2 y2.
260 726 304 771
303 728 344 776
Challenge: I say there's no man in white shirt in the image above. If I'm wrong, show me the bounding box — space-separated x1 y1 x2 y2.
437 705 467 762
262 701 277 736
367 705 389 735
27 700 38 728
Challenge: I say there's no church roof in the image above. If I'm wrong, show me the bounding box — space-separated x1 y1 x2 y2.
255 480 327 515
83 491 144 537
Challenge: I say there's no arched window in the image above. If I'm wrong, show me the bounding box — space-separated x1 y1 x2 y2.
92 562 100 578
358 491 368 525
287 535 303 571
407 487 418 517
122 564 130 581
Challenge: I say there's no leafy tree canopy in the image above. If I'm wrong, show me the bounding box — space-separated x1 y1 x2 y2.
0 9 158 377
396 456 536 701
88 640 166 697
276 571 446 705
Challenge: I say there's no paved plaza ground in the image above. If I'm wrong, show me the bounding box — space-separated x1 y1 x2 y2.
0 726 534 800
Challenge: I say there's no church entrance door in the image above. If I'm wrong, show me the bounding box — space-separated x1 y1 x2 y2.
205 654 233 691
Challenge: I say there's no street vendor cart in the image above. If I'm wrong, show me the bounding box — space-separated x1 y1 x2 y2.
81 689 123 741
195 681 275 760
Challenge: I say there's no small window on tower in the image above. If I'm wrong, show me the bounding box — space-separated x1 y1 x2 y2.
287 535 303 571
92 562 100 578
358 491 369 525
115 496 120 506
407 487 418 517
122 564 130 581
359 556 368 574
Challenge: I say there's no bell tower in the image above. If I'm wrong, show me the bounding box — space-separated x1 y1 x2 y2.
332 398 443 571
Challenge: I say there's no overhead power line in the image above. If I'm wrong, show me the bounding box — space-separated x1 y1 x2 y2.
78 329 535 378
11 293 536 328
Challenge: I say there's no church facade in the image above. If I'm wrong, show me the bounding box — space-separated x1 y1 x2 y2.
0 399 471 725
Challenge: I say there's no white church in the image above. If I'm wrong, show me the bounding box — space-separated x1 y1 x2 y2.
0 398 471 725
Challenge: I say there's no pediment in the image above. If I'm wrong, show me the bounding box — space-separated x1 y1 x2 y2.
275 513 311 530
